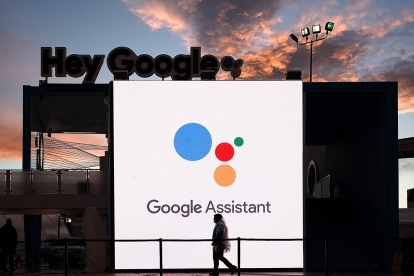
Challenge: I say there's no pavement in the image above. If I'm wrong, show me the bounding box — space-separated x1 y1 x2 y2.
0 263 409 276
0 266 410 276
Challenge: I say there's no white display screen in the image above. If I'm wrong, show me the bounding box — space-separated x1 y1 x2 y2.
112 81 303 269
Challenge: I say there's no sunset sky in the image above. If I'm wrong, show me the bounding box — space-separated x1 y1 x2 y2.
0 0 413 207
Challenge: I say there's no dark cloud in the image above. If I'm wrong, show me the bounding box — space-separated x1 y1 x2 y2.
359 55 414 112
124 0 414 111
122 0 286 52
240 29 374 82
308 30 373 81
189 0 283 52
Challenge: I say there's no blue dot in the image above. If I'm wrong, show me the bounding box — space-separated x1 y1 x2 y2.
222 57 233 69
174 123 212 161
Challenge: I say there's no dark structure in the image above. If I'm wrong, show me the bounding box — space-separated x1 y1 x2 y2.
23 83 109 170
303 82 398 271
19 81 398 272
21 83 109 265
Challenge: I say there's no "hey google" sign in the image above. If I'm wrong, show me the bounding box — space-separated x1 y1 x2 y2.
41 47 243 83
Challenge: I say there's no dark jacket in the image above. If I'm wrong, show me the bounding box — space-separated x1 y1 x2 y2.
211 222 224 246
0 223 18 253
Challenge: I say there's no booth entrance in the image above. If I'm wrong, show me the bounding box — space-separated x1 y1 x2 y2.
12 81 399 272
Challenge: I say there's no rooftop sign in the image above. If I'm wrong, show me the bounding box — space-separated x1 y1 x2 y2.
41 47 243 84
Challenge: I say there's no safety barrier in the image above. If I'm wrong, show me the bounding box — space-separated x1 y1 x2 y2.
7 237 411 276
0 170 108 195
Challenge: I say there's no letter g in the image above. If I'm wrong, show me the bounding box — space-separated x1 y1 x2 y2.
147 199 160 214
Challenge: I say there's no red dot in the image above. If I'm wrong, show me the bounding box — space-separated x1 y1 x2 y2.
215 143 234 162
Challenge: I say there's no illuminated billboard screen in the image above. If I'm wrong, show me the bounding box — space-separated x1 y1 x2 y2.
111 81 303 270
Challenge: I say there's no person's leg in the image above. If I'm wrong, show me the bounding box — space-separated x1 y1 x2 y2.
213 251 219 271
217 252 233 268
209 251 220 275
217 252 237 274
1 250 7 269
8 251 15 269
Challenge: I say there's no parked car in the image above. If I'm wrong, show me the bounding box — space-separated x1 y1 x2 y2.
47 237 86 268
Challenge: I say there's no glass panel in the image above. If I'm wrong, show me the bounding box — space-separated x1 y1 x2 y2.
10 171 31 194
32 171 57 194
89 171 108 194
0 171 5 195
61 171 87 194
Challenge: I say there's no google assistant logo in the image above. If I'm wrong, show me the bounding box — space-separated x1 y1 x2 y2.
174 123 244 187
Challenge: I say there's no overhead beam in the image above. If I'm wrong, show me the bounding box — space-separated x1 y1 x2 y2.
399 137 414 159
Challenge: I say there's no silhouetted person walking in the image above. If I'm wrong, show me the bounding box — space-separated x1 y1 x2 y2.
210 214 236 276
0 219 17 271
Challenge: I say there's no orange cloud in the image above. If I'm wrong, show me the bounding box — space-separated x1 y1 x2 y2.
0 104 23 161
396 83 414 114
402 10 414 23
122 0 190 32
330 43 373 66
0 122 22 161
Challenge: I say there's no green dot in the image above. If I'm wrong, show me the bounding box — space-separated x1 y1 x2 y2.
234 137 244 147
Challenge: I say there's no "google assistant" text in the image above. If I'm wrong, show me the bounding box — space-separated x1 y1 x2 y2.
147 199 271 217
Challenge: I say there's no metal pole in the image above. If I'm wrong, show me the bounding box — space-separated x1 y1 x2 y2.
86 170 90 194
65 238 68 276
41 133 44 170
22 86 32 170
409 237 412 276
378 238 382 273
5 170 10 195
159 238 163 276
58 216 61 238
310 40 313 82
57 170 62 194
324 237 329 276
237 237 241 276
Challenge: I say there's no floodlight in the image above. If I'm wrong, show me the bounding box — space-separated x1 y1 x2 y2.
325 22 334 32
290 21 334 82
312 24 321 34
290 34 299 43
301 27 310 37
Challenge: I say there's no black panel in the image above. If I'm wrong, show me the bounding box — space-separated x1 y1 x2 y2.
29 84 109 134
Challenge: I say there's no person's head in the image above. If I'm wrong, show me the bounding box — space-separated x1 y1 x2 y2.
6 219 12 225
213 213 222 223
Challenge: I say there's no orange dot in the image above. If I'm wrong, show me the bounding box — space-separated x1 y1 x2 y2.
214 165 236 187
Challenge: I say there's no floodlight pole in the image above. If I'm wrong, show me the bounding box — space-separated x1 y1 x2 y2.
310 40 313 82
294 32 329 82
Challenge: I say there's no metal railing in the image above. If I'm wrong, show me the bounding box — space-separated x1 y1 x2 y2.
0 170 108 195
13 237 408 276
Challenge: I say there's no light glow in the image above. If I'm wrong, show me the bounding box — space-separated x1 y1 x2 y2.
325 22 334 32
301 27 310 37
312 24 321 34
